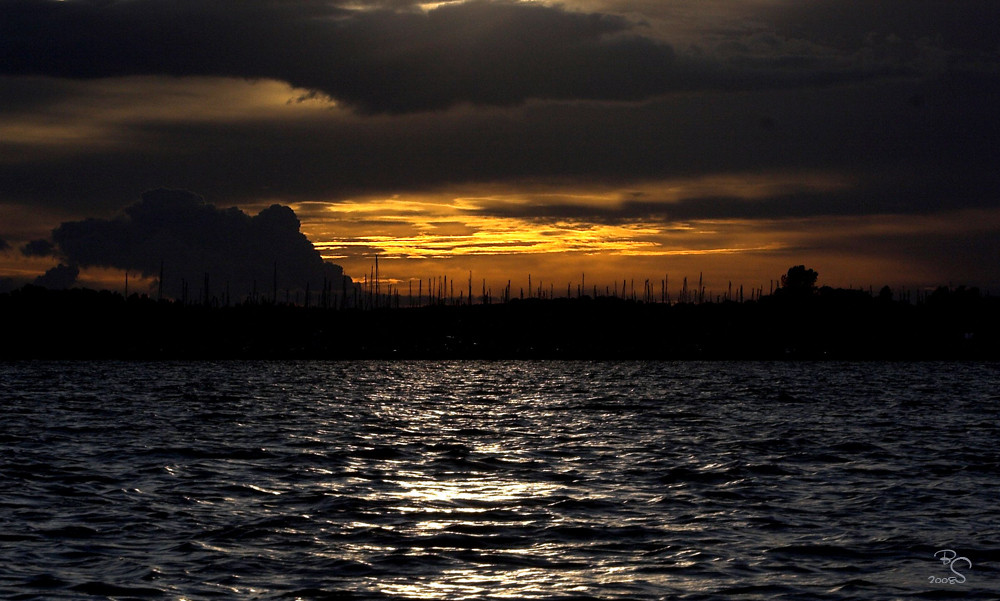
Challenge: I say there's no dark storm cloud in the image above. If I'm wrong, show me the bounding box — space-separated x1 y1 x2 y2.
21 238 55 257
766 0 1000 55
0 75 80 113
48 189 349 298
0 0 676 113
3 0 993 215
0 0 902 114
7 70 996 221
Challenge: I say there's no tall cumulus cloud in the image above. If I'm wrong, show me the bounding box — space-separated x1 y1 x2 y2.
48 189 350 299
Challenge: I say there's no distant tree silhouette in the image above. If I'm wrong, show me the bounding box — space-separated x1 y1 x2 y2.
778 265 818 295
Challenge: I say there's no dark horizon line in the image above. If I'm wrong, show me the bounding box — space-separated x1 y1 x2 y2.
2 279 998 361
4 273 994 311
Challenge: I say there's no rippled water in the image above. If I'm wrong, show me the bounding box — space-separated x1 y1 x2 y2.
1 361 998 600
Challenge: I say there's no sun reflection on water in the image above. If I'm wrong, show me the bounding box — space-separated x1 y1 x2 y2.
396 477 554 510
379 567 590 600
311 365 697 598
369 479 566 598
346 460 591 598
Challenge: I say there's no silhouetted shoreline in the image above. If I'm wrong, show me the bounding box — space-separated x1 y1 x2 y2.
3 283 998 360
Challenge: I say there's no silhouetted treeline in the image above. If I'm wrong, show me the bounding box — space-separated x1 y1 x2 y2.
1 282 998 359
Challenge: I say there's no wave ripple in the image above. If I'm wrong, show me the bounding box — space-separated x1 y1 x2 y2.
1 361 998 599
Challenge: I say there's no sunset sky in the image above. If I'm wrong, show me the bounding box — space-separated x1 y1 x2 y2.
2 0 998 297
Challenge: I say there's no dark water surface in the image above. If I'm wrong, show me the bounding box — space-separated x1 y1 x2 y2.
1 361 998 600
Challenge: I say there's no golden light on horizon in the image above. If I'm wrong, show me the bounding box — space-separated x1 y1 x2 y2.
292 177 1000 296
291 174 849 292
295 173 845 264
